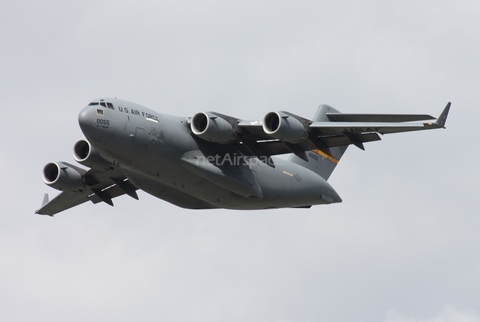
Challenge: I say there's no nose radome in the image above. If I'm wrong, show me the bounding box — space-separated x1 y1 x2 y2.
328 188 342 203
78 106 96 135
319 182 342 204
321 189 342 204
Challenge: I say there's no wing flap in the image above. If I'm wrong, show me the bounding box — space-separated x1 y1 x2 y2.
326 113 435 123
89 179 139 204
309 121 441 135
320 133 381 147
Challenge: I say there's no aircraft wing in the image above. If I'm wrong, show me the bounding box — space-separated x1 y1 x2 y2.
35 166 138 216
213 102 451 159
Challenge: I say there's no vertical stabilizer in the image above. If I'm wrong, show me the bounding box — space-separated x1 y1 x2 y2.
288 105 348 180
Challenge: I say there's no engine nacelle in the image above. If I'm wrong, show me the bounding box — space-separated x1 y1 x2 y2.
262 111 308 143
42 162 84 191
73 140 112 170
191 112 236 144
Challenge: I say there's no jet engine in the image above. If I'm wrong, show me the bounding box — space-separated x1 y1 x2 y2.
73 140 112 170
190 112 236 144
42 162 84 191
262 111 308 143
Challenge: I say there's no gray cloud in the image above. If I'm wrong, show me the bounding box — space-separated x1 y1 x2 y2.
385 305 480 322
1 0 479 321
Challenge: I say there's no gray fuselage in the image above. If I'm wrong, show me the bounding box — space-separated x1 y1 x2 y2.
78 99 342 209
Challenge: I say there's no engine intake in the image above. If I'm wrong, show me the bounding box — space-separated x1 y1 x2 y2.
42 162 84 191
191 112 236 144
262 111 307 143
73 140 112 170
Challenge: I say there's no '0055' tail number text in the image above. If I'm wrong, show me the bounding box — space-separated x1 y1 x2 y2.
96 118 110 128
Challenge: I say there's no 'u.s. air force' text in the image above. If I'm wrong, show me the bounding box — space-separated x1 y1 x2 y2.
117 106 159 122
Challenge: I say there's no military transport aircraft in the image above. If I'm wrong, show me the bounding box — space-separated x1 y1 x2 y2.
35 99 450 215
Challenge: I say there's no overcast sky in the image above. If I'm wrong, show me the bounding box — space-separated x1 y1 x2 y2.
1 0 480 321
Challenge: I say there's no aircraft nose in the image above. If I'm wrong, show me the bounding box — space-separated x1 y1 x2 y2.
78 105 96 135
322 189 342 204
328 189 342 203
319 181 342 204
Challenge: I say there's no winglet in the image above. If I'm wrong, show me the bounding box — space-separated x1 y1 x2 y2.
434 102 451 128
35 194 54 216
41 193 49 207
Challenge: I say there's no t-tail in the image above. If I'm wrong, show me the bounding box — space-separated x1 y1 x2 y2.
288 105 348 180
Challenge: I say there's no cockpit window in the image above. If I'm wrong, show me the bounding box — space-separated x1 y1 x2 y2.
96 109 104 116
89 100 114 109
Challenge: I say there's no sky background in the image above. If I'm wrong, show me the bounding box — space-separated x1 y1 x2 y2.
1 0 479 321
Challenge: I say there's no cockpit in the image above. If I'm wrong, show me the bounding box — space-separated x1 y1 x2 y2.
88 99 115 110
